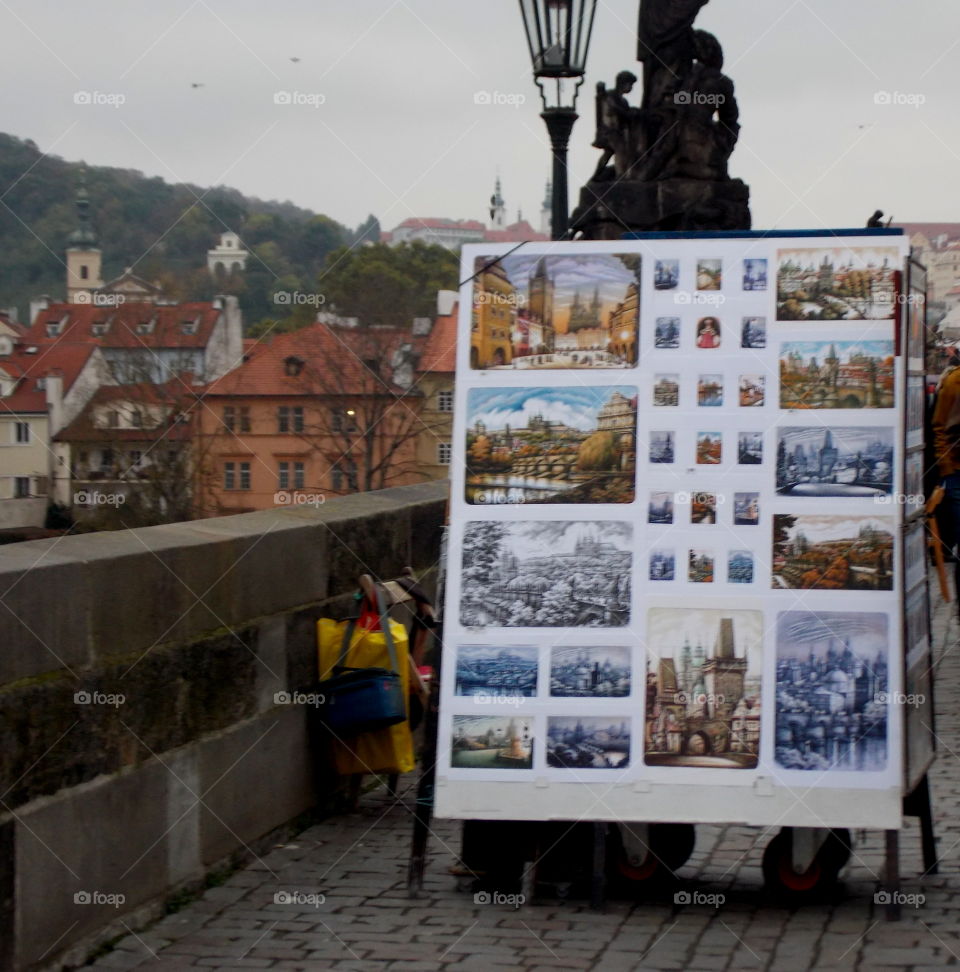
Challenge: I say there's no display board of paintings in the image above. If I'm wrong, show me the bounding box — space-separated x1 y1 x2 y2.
437 233 911 829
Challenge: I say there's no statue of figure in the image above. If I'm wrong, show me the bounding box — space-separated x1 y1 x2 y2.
591 70 641 181
666 30 740 181
637 0 710 111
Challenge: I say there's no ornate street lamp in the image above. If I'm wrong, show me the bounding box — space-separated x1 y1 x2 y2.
519 0 598 239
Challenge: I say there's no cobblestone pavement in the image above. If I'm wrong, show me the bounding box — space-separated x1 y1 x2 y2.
90 594 960 972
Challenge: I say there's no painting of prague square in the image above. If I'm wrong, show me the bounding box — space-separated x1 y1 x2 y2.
779 341 895 409
470 252 640 369
776 246 900 321
550 645 631 697
775 611 888 772
775 426 894 496
547 717 631 769
454 645 538 698
772 514 894 591
459 520 632 628
645 608 762 768
451 716 533 769
464 386 637 505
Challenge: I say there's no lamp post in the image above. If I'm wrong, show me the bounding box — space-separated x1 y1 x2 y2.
518 0 598 240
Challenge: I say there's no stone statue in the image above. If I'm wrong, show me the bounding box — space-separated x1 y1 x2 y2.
591 70 641 181
571 0 750 237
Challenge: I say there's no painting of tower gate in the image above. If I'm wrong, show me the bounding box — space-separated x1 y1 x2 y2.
465 386 637 505
469 252 641 369
645 608 762 768
779 341 895 409
459 521 632 628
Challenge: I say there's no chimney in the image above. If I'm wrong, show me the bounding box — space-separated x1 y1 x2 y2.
45 371 64 436
30 296 51 324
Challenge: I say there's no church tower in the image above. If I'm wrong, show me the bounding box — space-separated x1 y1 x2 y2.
66 167 103 304
489 175 506 230
540 179 552 237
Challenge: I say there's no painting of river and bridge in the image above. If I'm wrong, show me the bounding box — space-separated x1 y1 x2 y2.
465 386 637 505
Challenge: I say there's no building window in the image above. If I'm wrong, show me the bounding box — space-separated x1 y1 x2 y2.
224 462 235 490
15 422 29 443
14 477 29 498
80 265 89 280
294 461 305 490
129 450 142 467
438 442 452 465
331 408 358 433
437 390 454 412
135 320 154 335
91 321 107 336
331 460 356 492
223 406 236 431
130 409 142 429
239 462 251 491
106 410 118 429
278 461 289 490
278 406 289 433
239 406 251 432
101 449 114 471
181 319 198 335
292 406 304 433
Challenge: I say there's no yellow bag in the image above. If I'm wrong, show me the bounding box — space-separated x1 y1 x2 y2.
317 616 416 775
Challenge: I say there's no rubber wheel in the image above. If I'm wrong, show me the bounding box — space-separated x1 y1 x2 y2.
762 828 852 904
608 823 696 890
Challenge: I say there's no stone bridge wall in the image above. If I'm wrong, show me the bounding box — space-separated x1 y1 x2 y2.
0 481 447 971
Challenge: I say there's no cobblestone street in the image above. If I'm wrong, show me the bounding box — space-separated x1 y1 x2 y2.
89 595 960 972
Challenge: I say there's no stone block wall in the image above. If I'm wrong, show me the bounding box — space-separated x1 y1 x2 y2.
0 481 447 970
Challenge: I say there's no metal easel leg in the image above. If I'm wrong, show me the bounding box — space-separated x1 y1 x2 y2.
591 822 607 910
884 829 901 921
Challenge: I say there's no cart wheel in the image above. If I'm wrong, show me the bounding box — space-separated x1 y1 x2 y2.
608 823 696 889
762 828 851 903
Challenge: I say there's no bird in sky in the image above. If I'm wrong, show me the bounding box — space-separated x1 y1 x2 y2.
191 82 205 88
290 57 301 63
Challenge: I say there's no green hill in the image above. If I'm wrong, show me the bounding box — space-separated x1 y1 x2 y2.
0 132 378 324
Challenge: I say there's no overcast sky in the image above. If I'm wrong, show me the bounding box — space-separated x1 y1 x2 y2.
1 0 956 235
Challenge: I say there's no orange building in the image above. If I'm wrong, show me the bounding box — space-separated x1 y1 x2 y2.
197 323 429 514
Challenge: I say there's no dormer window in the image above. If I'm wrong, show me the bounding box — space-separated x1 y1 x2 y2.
36 378 46 391
46 322 60 337
284 355 305 377
181 319 198 335
91 320 108 336
135 320 155 335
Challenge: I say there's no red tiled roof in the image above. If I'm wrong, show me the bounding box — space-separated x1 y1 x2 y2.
205 323 427 398
419 305 457 374
24 301 221 349
394 218 486 232
54 376 204 442
484 220 549 243
0 312 26 335
0 343 97 413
